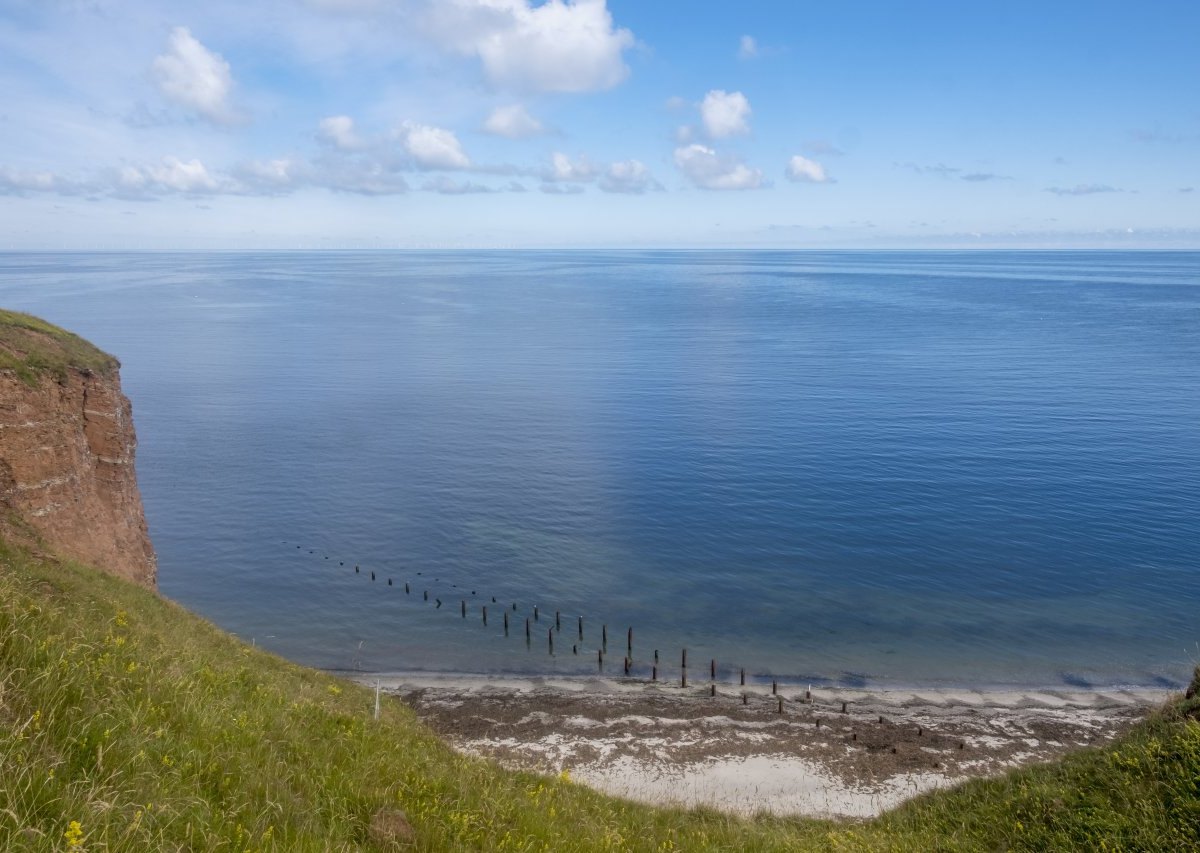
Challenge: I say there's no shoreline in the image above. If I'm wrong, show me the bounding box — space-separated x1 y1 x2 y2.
354 672 1169 819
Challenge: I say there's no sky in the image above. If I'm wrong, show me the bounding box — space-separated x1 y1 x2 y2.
1 0 1198 250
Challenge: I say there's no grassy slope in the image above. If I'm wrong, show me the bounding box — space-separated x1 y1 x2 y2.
1 542 1197 852
0 310 118 385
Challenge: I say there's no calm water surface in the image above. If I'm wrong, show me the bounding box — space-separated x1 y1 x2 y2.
1 251 1197 689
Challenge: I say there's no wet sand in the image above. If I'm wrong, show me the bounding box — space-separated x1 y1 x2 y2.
358 673 1166 819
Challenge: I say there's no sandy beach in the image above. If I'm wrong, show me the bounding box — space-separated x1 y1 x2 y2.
357 673 1167 819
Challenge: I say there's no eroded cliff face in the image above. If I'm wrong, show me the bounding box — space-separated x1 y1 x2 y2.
0 366 157 588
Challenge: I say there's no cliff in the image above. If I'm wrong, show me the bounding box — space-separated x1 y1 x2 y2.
0 309 156 587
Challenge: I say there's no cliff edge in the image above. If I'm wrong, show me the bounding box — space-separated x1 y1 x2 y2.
0 309 156 588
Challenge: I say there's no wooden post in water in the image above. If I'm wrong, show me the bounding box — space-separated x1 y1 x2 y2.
654 649 659 664
482 606 488 626
387 578 392 586
461 600 466 618
556 611 561 632
423 590 428 601
627 627 633 655
503 611 509 636
598 649 603 670
710 659 716 680
525 618 531 641
652 665 657 681
405 583 410 594
772 679 778 696
710 683 715 698
602 625 608 651
841 702 847 714
534 605 539 622
578 615 583 641
623 657 630 676
548 628 554 655
778 697 784 715
740 668 745 686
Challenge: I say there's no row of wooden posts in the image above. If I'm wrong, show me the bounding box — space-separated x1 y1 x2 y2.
290 542 965 747
294 541 822 693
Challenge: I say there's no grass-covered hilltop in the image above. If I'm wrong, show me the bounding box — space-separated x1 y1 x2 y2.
0 309 119 386
1 309 1198 850
2 541 1199 851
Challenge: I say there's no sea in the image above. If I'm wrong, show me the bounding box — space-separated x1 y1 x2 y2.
1 251 1197 690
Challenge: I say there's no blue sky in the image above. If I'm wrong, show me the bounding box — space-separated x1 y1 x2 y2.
1 0 1197 249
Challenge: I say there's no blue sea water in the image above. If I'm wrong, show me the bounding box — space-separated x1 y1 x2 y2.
1 251 1197 689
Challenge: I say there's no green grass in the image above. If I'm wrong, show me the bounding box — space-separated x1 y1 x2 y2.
1 540 1197 851
0 310 118 386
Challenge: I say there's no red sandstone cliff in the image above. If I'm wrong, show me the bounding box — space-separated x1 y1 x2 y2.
0 312 156 588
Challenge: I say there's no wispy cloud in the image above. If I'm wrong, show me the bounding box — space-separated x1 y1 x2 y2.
900 162 1011 182
1044 184 1123 196
802 139 845 157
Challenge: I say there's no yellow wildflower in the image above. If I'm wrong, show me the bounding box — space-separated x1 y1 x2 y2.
64 820 84 847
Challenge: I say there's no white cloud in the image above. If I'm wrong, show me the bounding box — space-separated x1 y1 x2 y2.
397 122 471 170
482 104 545 138
0 167 76 195
738 35 758 60
1045 184 1123 196
421 176 496 194
700 89 751 138
121 156 222 193
151 27 237 124
598 160 660 194
546 151 595 182
318 115 363 150
785 154 830 183
674 144 763 191
428 0 634 93
235 158 308 193
540 182 585 194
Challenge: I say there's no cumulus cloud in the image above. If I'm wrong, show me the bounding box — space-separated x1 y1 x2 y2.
233 158 309 193
119 156 223 194
674 144 763 190
311 157 409 195
700 89 751 138
1045 184 1123 196
482 104 545 138
0 167 79 196
151 27 237 124
598 159 660 194
785 155 830 183
428 0 634 93
397 122 471 170
545 151 596 182
318 115 363 150
738 35 758 59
